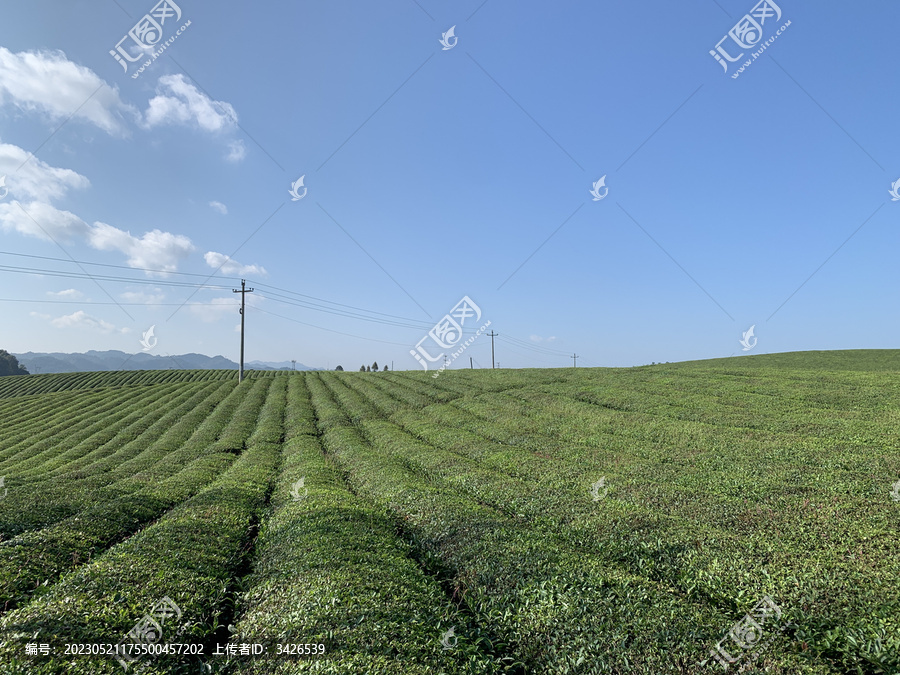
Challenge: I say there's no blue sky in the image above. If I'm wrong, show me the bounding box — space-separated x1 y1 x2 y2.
0 0 897 371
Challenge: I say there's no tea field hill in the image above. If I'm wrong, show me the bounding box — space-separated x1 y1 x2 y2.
677 348 900 372
0 351 897 673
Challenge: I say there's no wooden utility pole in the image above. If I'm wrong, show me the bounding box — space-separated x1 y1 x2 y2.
572 353 579 367
487 331 498 369
232 279 254 382
470 356 473 369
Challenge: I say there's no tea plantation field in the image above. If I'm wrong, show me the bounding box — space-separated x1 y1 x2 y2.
0 351 898 674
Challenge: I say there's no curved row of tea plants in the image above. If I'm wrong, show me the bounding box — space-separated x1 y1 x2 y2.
341 371 898 672
0 376 287 674
227 374 506 674
3 383 193 479
0 377 259 612
308 373 793 675
0 381 232 538
0 369 238 400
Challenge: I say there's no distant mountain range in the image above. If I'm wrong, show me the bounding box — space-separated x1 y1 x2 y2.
13 351 318 374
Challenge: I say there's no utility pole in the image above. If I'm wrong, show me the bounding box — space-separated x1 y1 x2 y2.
232 279 254 382
487 331 498 369
470 356 473 369
572 353 579 367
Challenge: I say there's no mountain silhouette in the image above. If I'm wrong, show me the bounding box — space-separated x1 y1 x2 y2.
14 350 317 374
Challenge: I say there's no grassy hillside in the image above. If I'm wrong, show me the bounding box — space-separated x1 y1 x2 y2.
0 353 897 673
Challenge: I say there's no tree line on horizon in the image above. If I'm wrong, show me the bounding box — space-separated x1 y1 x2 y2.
333 362 388 372
0 350 29 377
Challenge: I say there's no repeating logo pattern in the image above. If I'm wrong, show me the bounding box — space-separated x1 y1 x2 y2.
710 1 783 74
290 477 308 501
589 477 608 501
289 176 307 201
740 325 757 352
109 0 190 78
440 26 458 51
411 296 490 375
140 325 158 352
589 176 608 201
440 626 457 650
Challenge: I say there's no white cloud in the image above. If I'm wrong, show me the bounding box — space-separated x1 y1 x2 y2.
0 47 136 136
89 222 195 273
143 74 237 132
0 201 90 241
225 140 246 163
120 289 165 305
47 288 84 299
204 251 267 277
29 311 51 320
189 295 241 323
209 200 227 215
0 142 90 202
530 335 557 343
50 310 118 333
0 201 195 274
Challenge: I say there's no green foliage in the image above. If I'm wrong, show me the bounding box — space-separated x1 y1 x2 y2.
0 350 28 377
0 355 898 673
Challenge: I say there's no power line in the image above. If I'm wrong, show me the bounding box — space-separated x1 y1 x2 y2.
0 250 583 367
0 262 233 290
0 250 242 280
252 306 413 346
0 253 435 331
497 334 571 357
0 298 231 306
